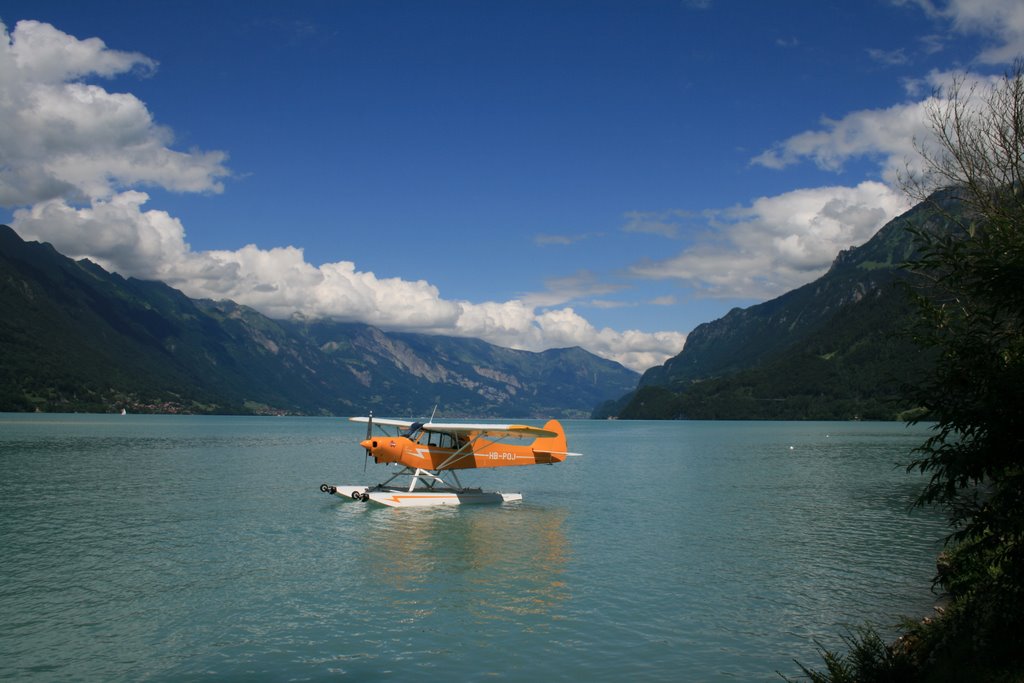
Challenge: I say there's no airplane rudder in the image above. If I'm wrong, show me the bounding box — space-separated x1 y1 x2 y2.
543 418 563 433
537 419 568 461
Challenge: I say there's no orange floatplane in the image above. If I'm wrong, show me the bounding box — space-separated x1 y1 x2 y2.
320 415 580 507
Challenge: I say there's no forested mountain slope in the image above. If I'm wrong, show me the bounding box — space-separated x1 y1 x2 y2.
0 225 637 416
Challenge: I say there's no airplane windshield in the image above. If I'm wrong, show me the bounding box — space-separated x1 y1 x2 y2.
402 422 424 439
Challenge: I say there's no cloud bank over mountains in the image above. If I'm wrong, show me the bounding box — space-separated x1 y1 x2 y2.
2 3 1022 372
2 19 686 372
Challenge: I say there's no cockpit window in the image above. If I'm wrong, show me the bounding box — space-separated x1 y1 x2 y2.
402 422 424 439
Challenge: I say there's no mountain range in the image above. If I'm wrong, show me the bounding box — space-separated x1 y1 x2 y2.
0 225 638 417
594 193 953 420
2 189 954 420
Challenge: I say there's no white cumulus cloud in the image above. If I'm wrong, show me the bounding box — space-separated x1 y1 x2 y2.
943 0 1024 64
0 20 227 206
12 192 191 277
750 98 934 184
630 182 912 299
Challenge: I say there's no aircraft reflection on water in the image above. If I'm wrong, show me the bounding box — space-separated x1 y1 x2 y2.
347 503 572 619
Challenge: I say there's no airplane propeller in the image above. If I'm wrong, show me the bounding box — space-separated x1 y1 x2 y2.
363 412 373 472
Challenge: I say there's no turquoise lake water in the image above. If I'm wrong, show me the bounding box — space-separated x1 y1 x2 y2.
0 415 948 681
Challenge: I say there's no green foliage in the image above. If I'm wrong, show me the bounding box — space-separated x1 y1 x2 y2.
899 202 1024 674
783 626 918 683
897 65 1024 679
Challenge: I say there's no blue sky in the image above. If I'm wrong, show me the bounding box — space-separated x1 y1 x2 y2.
2 1 1022 371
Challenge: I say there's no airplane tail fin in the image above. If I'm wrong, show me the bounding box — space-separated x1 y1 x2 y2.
533 419 572 463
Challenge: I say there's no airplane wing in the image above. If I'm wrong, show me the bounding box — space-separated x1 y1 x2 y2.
422 422 558 439
349 417 557 439
349 416 415 429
